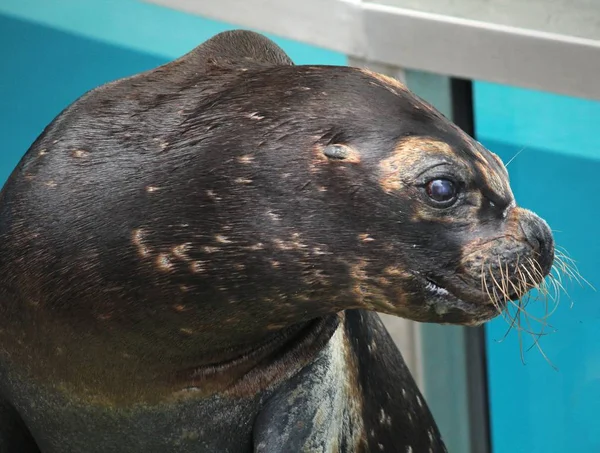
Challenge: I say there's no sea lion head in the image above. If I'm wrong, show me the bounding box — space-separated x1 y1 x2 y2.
233 67 555 327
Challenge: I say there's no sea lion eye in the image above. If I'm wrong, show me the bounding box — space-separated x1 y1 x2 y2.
426 179 457 204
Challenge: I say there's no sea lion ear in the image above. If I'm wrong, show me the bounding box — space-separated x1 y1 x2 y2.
187 29 294 69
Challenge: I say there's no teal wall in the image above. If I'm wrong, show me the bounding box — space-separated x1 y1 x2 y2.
475 83 600 452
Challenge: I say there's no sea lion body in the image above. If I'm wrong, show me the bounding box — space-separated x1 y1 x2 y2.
0 311 441 452
0 30 554 452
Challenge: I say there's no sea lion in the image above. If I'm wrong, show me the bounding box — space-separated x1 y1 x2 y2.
0 30 554 452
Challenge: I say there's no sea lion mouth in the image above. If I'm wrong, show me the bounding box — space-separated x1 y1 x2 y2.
412 272 507 324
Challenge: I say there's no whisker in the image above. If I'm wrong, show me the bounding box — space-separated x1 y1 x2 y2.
505 146 528 167
482 262 502 314
554 249 595 290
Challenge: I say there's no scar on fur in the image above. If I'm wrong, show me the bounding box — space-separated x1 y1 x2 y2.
322 144 361 163
313 144 361 169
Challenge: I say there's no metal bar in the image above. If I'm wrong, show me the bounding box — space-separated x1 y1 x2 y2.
361 3 600 100
145 0 600 100
142 0 362 56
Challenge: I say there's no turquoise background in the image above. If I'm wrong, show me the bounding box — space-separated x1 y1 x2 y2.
2 1 599 452
475 84 600 452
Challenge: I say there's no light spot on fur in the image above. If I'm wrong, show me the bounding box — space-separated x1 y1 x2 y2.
203 246 220 254
72 149 88 158
190 261 206 273
206 190 222 201
247 112 264 120
359 233 375 242
407 447 413 453
266 210 281 222
379 137 456 193
270 260 280 268
235 178 253 184
317 186 327 192
172 243 192 261
215 235 232 244
379 408 392 426
132 228 151 257
417 395 424 407
160 141 169 150
245 243 265 251
38 149 47 156
233 263 246 271
179 328 194 335
156 253 174 272
238 155 255 164
173 304 187 312
402 389 407 398
369 340 377 354
273 239 292 251
360 68 407 94
377 277 391 286
44 181 57 188
146 186 160 193
384 266 409 277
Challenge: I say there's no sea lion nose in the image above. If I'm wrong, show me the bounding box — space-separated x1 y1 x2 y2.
517 209 555 276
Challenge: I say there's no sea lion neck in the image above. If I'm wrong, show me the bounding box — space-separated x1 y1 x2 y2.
0 299 341 405
172 313 342 399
